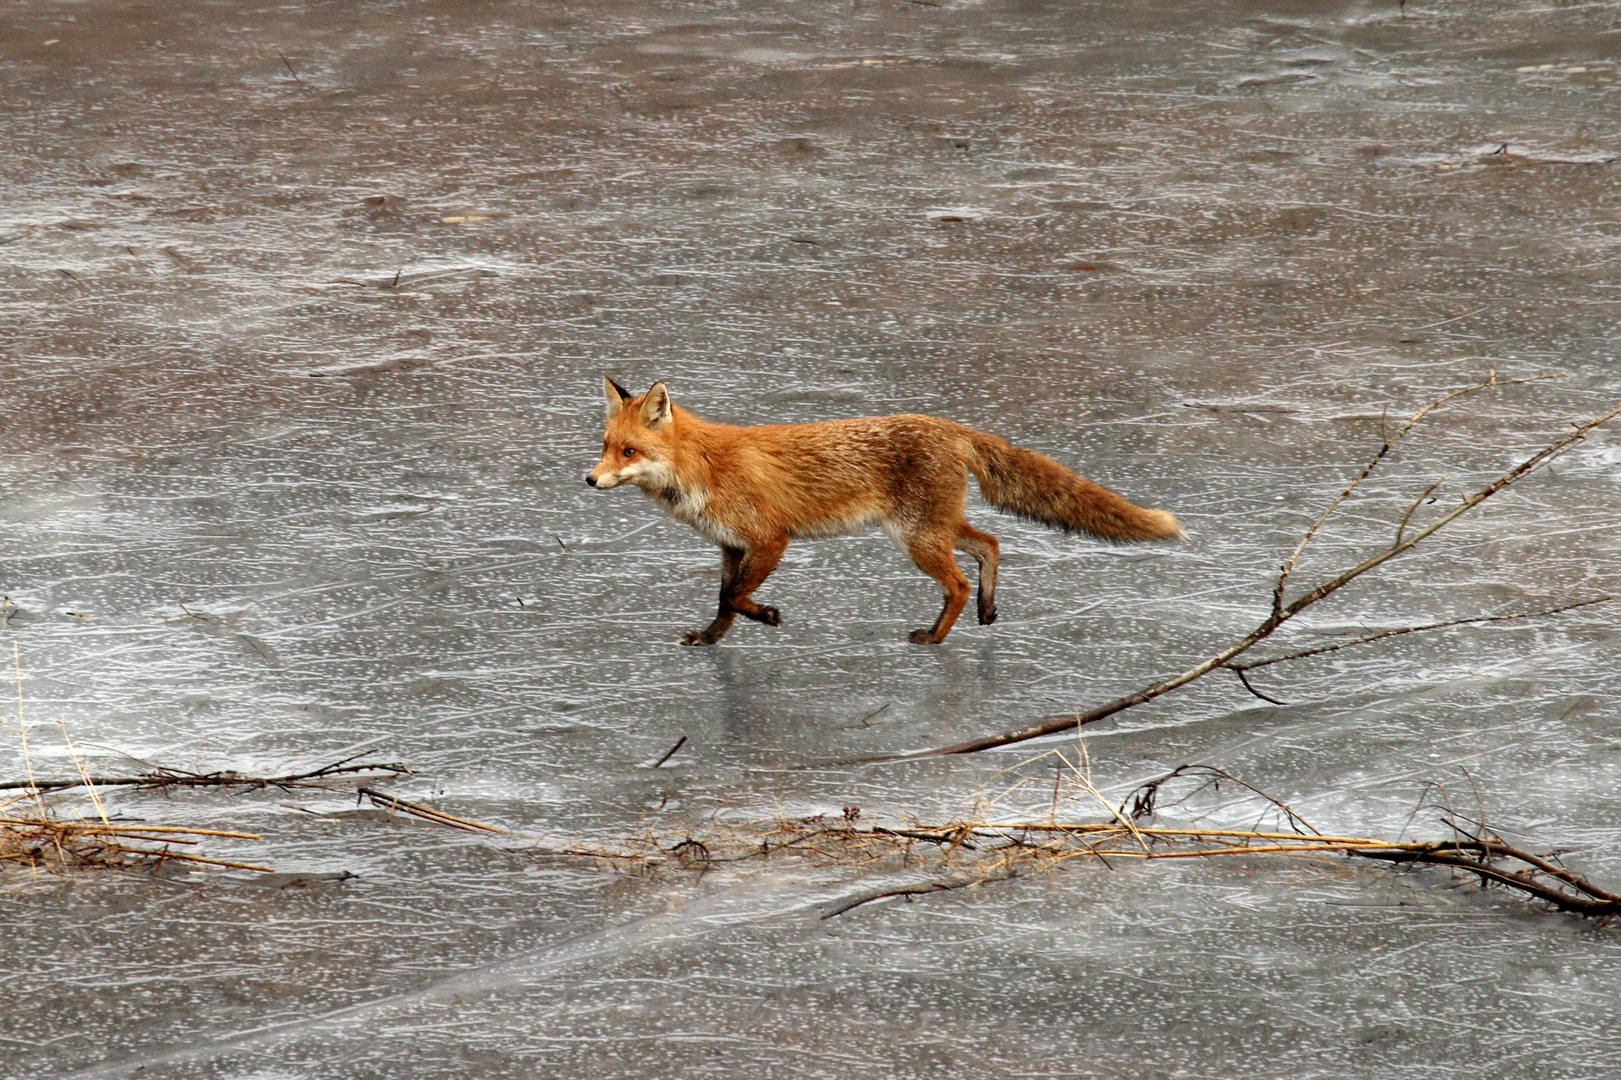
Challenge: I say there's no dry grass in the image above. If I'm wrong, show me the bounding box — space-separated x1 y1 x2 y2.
2 640 274 878
0 801 271 875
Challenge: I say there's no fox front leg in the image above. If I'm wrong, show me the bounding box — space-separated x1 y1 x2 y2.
680 548 742 646
680 539 786 646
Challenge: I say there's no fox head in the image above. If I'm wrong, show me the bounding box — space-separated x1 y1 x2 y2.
586 377 679 490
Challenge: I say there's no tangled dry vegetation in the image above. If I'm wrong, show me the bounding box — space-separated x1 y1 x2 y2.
0 797 271 876
0 762 273 875
0 669 494 879
0 761 491 881
531 755 1621 921
0 674 413 880
0 666 485 879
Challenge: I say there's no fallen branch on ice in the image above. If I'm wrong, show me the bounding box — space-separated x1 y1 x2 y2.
0 753 411 795
529 758 1621 921
917 378 1618 755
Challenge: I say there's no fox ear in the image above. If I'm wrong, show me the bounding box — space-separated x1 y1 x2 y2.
641 382 673 429
604 376 630 419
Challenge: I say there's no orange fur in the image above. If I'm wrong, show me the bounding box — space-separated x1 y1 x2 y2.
586 378 1182 645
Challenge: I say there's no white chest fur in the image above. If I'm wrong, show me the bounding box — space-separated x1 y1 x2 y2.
649 485 745 548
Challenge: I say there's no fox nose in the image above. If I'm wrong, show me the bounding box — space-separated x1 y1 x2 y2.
585 474 598 487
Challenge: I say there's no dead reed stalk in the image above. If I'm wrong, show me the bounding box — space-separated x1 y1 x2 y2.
0 799 272 875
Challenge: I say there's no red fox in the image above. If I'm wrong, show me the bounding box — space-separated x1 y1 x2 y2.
586 378 1183 645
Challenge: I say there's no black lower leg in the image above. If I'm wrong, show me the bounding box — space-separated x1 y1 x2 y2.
977 581 997 625
682 547 744 646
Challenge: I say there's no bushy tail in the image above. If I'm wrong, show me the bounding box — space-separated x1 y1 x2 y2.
964 430 1184 542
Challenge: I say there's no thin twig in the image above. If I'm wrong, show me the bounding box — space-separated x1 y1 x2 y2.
1393 473 1449 546
822 874 1010 919
1273 375 1552 617
1127 764 1321 835
275 48 306 88
357 787 504 833
1233 667 1288 705
651 736 687 769
1226 597 1611 672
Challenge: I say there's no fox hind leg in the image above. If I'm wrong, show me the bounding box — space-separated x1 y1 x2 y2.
953 521 1000 625
903 530 971 645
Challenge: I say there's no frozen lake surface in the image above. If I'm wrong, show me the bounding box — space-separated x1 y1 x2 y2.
3 0 1620 1075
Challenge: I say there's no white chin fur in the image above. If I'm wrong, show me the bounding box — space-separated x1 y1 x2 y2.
624 460 673 488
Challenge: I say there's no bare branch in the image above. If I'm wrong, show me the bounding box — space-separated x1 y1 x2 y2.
0 758 411 794
1271 375 1555 617
1349 842 1621 916
588 759 1621 920
916 399 1619 757
1226 597 1611 672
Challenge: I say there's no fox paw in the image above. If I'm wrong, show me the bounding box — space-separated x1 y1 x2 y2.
978 602 998 626
908 628 942 645
680 631 719 646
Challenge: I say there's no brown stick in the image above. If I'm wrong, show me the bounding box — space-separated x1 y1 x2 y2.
274 48 306 88
1232 667 1289 705
650 735 687 769
358 787 504 833
0 758 410 794
821 874 1014 919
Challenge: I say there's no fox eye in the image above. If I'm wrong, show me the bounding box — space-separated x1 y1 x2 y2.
622 447 637 458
